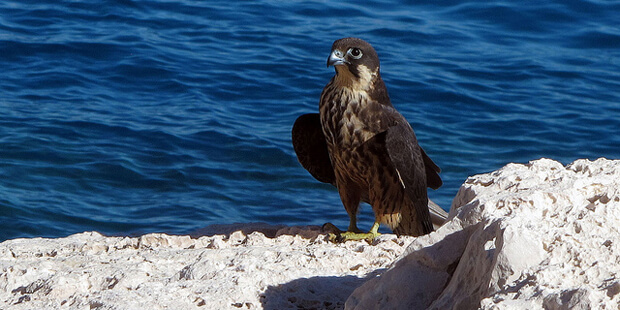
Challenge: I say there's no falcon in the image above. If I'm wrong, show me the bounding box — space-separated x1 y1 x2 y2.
292 37 443 240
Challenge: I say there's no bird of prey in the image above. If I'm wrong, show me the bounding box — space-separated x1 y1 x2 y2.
292 37 443 241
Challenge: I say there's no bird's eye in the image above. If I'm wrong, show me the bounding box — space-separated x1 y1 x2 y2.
348 48 363 59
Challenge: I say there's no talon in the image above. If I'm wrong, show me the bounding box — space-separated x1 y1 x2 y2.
327 232 344 243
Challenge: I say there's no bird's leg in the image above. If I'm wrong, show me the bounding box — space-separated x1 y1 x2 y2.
347 213 362 233
367 221 381 236
327 181 382 242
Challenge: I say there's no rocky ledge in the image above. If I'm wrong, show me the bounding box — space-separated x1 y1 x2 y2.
348 158 620 309
0 225 415 310
1 158 619 309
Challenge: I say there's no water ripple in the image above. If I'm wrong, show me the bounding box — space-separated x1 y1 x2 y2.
1 0 619 240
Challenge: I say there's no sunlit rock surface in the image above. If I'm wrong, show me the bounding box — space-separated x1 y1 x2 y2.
347 158 620 309
0 224 414 309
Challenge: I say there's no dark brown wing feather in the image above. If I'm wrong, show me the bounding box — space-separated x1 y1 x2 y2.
384 122 434 235
292 113 336 185
421 147 442 190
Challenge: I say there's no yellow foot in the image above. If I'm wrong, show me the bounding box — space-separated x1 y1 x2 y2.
328 230 381 243
323 222 382 243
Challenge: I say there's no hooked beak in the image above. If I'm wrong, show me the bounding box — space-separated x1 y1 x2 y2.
327 50 348 67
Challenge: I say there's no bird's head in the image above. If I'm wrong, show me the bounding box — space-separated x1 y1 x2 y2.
327 37 380 89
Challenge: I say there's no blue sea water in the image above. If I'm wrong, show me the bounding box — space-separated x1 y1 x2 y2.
1 0 619 241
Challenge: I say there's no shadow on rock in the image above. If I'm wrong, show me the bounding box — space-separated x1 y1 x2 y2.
260 274 375 310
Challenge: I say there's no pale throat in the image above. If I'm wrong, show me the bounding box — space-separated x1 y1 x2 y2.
333 64 377 92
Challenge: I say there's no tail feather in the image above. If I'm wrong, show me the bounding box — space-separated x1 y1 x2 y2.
382 199 434 236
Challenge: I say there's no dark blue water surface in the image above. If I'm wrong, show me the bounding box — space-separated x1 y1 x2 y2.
1 0 619 241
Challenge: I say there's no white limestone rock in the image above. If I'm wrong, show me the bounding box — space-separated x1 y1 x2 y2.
0 223 416 310
3 158 619 310
346 158 620 309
